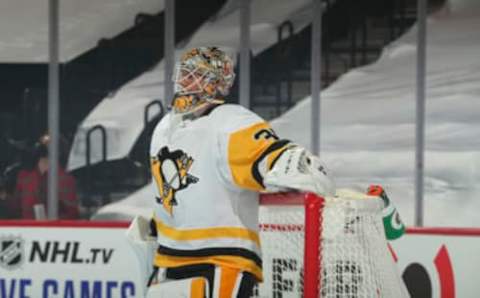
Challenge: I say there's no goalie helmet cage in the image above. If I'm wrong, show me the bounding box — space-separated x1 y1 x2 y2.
256 192 406 298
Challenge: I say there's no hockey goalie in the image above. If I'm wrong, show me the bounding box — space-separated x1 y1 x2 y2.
126 47 407 298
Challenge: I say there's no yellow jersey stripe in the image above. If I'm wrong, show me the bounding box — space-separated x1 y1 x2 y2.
266 145 290 170
228 122 290 191
155 218 261 247
228 122 273 190
190 278 206 298
219 267 241 298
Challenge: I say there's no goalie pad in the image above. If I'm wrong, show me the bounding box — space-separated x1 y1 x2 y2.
263 146 335 197
125 215 157 296
146 277 208 298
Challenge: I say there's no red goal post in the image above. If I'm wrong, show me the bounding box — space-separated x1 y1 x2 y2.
259 192 321 298
257 191 406 298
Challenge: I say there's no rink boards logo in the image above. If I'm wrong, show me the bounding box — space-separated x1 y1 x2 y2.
391 244 456 298
0 235 25 270
151 146 199 215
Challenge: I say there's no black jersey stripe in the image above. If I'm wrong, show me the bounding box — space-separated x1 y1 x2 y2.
251 139 291 188
157 245 263 268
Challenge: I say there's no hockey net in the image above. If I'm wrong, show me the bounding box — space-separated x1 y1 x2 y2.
253 191 406 298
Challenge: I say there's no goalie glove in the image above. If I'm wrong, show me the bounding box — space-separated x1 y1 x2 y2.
263 146 335 197
125 216 158 295
367 185 405 240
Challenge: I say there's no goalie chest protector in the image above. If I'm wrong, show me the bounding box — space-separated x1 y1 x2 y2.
149 104 289 280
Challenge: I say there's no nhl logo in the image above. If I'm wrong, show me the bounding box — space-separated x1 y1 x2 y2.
0 235 24 270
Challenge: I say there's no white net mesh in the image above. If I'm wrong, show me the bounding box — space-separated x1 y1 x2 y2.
255 204 305 298
320 195 406 298
254 192 407 298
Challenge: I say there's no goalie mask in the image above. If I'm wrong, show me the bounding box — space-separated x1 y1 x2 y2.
172 47 235 114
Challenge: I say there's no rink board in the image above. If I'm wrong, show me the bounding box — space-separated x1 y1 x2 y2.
0 221 479 298
391 227 480 298
0 221 139 298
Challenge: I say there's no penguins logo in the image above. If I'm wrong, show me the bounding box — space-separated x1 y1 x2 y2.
151 147 199 215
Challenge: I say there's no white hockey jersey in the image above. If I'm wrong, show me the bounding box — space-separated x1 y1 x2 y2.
149 104 291 281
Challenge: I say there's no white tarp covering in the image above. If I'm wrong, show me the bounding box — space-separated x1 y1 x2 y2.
94 0 480 228
68 0 313 171
0 0 164 63
270 3 480 227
